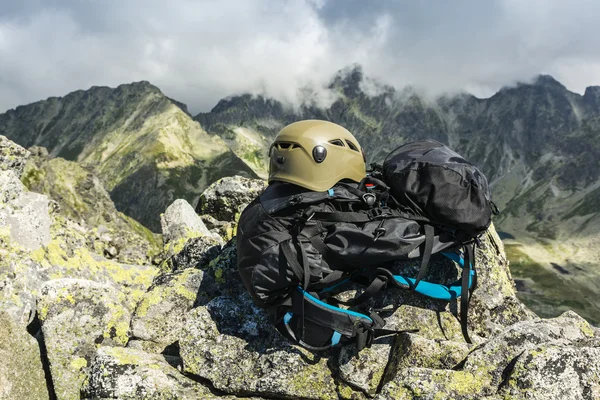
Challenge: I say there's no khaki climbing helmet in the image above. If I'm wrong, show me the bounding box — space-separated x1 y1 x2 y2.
268 120 366 191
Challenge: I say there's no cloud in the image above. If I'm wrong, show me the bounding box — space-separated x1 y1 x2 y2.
1 0 600 114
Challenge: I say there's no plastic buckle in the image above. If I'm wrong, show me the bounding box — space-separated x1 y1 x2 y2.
368 207 392 220
367 208 383 220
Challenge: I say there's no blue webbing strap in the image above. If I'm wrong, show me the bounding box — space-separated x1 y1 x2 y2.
392 271 475 300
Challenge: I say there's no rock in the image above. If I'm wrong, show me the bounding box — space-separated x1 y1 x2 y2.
28 145 49 158
37 279 132 400
195 176 267 222
467 227 537 337
463 310 595 394
161 199 211 245
164 235 222 272
375 368 488 400
7 191 51 250
337 381 370 400
0 170 52 251
179 294 337 399
1 196 158 328
0 311 49 400
337 336 395 396
386 332 471 374
500 342 600 399
81 346 217 399
0 135 29 177
21 156 161 265
103 245 118 259
0 170 25 205
203 237 247 297
337 328 471 397
201 214 237 240
130 268 217 353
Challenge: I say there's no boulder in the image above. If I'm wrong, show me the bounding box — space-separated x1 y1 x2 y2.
462 310 596 395
500 341 600 399
376 311 597 399
164 235 222 272
37 279 132 400
130 268 218 353
81 346 218 399
161 199 212 245
7 191 52 250
0 311 49 400
375 368 490 400
195 176 267 222
337 336 395 396
21 155 161 265
0 169 51 251
0 135 29 177
179 294 337 399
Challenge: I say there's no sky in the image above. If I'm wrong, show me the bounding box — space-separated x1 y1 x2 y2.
1 0 600 114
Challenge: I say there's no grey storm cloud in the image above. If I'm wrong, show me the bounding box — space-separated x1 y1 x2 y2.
1 0 600 114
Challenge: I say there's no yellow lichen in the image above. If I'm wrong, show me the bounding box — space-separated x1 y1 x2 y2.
70 357 88 370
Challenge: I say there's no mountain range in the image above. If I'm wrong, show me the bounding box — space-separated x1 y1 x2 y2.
1 65 598 323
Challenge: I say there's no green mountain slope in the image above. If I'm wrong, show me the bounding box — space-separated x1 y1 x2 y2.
0 82 258 231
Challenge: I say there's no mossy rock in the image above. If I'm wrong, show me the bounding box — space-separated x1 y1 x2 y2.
130 268 218 353
81 346 218 399
0 311 49 400
37 279 132 400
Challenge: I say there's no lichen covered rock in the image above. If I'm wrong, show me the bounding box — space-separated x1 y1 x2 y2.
0 169 51 251
500 341 600 399
337 337 395 396
81 346 217 399
462 310 596 394
0 135 29 177
195 176 267 222
161 198 212 244
0 311 49 400
21 154 161 265
376 368 488 400
37 279 132 400
179 294 337 399
130 268 217 353
164 235 222 272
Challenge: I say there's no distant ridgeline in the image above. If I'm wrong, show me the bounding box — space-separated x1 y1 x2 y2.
1 66 599 323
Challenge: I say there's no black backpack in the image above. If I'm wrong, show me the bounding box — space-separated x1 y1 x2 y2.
382 139 498 236
237 140 497 352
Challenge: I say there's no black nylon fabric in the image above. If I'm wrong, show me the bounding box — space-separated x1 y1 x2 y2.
237 181 461 310
382 139 493 235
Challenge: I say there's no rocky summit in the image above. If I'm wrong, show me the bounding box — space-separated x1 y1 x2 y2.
0 135 598 400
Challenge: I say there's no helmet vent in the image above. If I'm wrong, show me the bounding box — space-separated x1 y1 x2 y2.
276 142 299 150
329 139 345 147
346 140 359 152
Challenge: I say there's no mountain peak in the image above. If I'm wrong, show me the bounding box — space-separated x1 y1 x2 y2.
533 74 566 90
329 64 364 95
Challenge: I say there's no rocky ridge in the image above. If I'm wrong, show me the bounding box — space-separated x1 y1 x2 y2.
1 135 599 399
0 82 259 231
